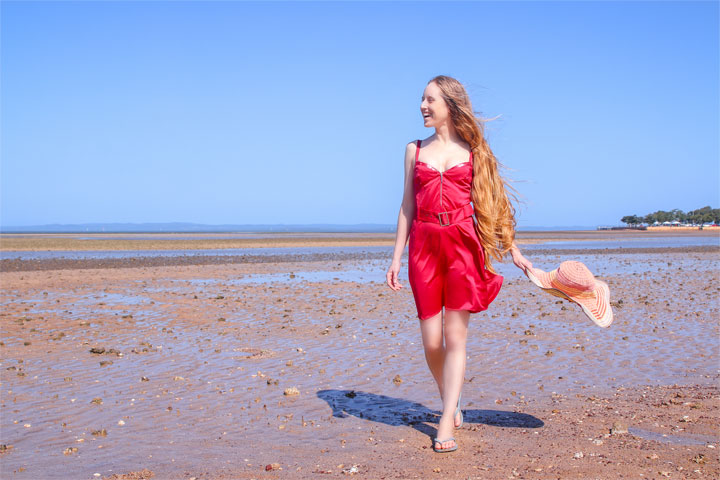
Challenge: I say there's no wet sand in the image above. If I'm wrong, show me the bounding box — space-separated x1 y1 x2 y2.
2 228 718 251
1 237 719 479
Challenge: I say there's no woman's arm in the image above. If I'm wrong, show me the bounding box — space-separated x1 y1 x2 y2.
509 240 533 273
386 142 417 290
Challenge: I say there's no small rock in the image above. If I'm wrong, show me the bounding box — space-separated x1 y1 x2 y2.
284 387 300 396
344 465 359 474
265 463 281 471
393 374 402 385
63 447 78 455
610 421 628 434
573 452 584 459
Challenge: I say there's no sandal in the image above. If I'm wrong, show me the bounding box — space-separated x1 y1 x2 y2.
432 436 458 453
455 392 464 429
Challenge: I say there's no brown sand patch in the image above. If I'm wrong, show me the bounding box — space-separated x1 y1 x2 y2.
2 229 717 252
0 235 396 251
101 469 154 480
2 245 718 273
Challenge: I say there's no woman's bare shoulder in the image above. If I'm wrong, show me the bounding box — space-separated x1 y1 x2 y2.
404 140 419 159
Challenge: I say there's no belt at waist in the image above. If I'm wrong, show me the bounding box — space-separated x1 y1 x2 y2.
416 203 474 226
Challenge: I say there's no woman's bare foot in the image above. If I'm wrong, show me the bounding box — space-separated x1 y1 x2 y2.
440 393 463 428
454 408 463 428
434 414 457 451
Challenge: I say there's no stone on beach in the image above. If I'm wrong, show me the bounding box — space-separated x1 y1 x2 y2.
284 387 300 396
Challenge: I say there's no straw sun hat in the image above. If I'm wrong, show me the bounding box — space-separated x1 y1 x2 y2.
523 260 614 328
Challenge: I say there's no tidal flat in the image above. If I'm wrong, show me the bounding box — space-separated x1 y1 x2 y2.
1 232 718 479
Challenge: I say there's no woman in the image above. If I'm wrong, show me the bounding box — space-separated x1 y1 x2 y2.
386 75 533 453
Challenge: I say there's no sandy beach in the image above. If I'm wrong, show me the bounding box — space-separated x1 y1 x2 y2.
1 232 718 479
2 229 718 251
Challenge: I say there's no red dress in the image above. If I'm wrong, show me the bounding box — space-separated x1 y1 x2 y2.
408 139 503 320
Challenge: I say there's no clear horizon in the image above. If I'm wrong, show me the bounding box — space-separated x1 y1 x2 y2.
2 1 718 228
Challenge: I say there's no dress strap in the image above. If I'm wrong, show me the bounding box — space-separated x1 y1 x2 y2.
415 140 422 163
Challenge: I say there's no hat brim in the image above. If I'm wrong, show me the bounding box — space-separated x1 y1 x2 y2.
523 266 613 328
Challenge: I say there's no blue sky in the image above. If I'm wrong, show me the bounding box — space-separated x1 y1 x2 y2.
2 0 718 228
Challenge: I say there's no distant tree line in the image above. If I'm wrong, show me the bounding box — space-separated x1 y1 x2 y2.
621 206 720 226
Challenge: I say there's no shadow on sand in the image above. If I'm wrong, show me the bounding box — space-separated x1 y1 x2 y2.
317 389 544 438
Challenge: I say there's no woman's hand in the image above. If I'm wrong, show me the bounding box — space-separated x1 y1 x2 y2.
511 249 533 275
386 259 403 291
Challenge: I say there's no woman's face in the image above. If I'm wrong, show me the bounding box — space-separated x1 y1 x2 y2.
420 81 450 128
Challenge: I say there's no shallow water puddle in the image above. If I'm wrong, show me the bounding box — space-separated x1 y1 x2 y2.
628 426 718 446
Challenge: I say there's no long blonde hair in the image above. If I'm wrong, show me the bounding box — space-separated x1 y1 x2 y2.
429 75 518 273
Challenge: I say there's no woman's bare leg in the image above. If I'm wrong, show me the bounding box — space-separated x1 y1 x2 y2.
433 309 469 450
418 311 464 428
418 310 444 394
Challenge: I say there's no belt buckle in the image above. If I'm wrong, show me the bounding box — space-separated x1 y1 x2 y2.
438 211 450 226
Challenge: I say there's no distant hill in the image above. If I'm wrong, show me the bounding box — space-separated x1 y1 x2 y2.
0 222 598 233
